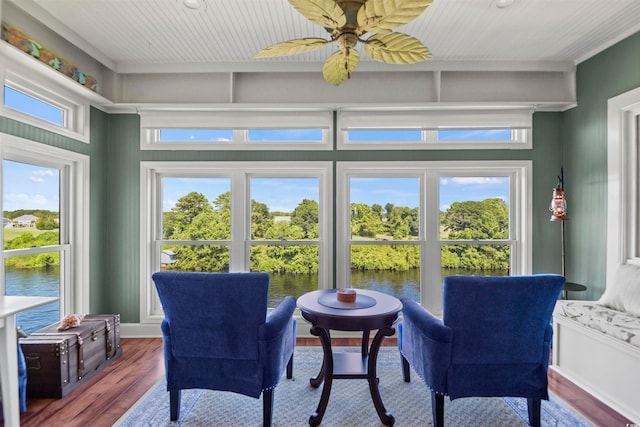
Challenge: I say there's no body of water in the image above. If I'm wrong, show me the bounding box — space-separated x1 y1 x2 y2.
7 267 506 333
268 267 505 306
5 266 60 334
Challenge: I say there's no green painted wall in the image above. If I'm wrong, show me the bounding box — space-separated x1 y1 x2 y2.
88 108 109 312
563 31 640 300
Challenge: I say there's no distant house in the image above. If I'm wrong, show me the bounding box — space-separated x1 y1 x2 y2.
161 249 177 264
12 214 39 228
273 216 291 223
3 217 10 228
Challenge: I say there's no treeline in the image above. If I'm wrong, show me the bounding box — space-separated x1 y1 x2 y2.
4 232 60 268
162 192 509 273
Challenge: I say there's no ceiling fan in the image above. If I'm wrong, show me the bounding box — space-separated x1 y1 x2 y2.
255 0 433 86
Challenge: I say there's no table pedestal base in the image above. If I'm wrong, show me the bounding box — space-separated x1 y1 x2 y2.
308 325 396 426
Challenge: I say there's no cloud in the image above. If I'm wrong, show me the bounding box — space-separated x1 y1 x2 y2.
3 193 57 211
30 177 45 183
32 169 56 177
449 177 504 185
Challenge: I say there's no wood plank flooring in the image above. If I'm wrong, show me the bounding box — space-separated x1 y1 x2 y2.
13 337 633 427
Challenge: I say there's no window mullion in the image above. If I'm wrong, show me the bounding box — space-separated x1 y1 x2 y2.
230 172 247 272
424 170 441 314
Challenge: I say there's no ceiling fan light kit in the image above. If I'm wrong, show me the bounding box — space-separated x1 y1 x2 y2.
255 0 433 86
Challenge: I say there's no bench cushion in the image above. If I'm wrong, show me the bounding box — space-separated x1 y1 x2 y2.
555 301 640 349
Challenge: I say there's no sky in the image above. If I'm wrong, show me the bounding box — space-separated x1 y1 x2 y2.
2 160 60 212
161 175 508 213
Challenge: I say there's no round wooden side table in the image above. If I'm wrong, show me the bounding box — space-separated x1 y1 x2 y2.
297 289 402 426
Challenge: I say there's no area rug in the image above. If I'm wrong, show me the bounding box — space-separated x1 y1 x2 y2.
115 347 591 427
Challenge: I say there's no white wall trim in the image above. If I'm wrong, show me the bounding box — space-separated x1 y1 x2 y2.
607 86 640 286
0 132 90 314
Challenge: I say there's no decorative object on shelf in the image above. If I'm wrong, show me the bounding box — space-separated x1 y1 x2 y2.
255 0 433 86
550 168 568 276
336 288 357 303
1 21 100 92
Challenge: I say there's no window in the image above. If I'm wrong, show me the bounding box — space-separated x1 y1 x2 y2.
607 87 640 279
140 110 332 150
1 134 90 333
140 162 332 322
337 109 532 150
1 69 90 143
3 86 64 125
337 161 531 315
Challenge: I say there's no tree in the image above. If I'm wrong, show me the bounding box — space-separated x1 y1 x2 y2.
440 198 510 271
351 203 384 238
36 216 57 230
172 192 212 225
252 200 270 239
442 198 508 239
291 199 319 238
371 203 383 219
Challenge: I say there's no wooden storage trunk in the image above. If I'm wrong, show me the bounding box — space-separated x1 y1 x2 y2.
19 314 122 398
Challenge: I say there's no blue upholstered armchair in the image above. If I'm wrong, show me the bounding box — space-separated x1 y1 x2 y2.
399 274 564 427
152 271 296 427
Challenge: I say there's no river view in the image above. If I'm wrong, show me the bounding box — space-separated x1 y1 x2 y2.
267 267 505 307
5 266 60 334
8 267 505 332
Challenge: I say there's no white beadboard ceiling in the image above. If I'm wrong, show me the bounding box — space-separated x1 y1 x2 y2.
8 0 640 74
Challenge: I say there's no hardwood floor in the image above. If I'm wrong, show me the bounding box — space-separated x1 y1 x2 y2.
14 337 633 427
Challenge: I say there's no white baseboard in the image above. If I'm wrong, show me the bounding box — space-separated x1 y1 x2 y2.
120 323 162 338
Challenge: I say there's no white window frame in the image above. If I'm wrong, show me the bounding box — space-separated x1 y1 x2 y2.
139 161 333 323
139 109 333 151
336 161 532 315
0 133 90 317
337 109 533 150
0 66 90 143
607 86 640 281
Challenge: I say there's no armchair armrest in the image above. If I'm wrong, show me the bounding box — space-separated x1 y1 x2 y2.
259 296 296 389
260 296 296 341
400 298 453 393
402 299 453 344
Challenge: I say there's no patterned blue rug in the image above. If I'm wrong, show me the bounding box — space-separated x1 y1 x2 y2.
115 347 590 427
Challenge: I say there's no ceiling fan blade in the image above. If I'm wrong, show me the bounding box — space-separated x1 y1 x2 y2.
322 49 359 86
254 38 329 58
289 0 346 30
363 32 430 64
357 0 432 33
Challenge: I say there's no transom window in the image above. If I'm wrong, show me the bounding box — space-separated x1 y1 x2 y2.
338 109 532 149
0 68 90 143
3 86 64 126
140 110 332 150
